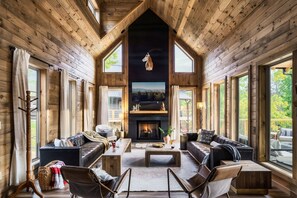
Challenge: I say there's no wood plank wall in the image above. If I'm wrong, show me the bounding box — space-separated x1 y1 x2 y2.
0 0 95 193
203 0 297 195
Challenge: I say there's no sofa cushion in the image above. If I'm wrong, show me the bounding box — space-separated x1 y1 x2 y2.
68 133 86 146
187 141 211 165
198 130 215 144
81 142 105 167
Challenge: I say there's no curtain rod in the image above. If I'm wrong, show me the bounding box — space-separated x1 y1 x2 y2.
10 45 95 84
10 45 53 67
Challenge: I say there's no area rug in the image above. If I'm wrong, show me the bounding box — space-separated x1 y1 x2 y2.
120 147 199 192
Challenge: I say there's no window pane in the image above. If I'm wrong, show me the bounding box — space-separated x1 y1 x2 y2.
104 44 122 72
174 44 194 73
108 89 123 130
219 83 225 135
238 76 249 141
206 89 210 129
269 64 292 170
28 68 39 160
179 90 193 133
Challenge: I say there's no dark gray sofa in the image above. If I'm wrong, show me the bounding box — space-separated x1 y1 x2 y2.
40 133 106 167
186 133 254 169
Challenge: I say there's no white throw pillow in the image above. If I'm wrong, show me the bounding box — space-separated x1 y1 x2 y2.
92 168 115 181
210 141 220 147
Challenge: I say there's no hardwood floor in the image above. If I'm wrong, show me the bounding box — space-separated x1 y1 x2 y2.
14 185 291 198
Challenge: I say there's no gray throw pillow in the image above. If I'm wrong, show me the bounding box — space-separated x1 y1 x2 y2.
199 130 215 144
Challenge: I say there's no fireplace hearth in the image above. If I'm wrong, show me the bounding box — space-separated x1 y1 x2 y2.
137 121 161 140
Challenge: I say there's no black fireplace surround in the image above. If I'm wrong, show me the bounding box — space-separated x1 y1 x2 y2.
128 114 168 142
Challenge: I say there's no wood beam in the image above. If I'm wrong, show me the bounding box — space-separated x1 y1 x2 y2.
176 0 195 37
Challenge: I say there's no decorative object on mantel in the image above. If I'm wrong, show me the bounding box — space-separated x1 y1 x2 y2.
160 102 166 111
132 104 141 111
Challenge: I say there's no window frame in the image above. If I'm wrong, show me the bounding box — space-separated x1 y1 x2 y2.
214 80 226 136
174 42 195 73
202 85 211 130
231 73 250 144
178 87 197 133
107 87 124 130
69 80 77 135
87 0 100 23
103 42 123 73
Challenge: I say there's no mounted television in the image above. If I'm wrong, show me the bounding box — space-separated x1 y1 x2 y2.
132 82 166 102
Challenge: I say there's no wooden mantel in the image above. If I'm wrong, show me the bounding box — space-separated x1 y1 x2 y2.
129 110 168 114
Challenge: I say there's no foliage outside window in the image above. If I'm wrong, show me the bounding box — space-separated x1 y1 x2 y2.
219 83 225 135
238 75 249 141
174 43 194 73
103 44 123 72
179 89 195 133
108 89 123 130
28 68 40 161
269 62 292 170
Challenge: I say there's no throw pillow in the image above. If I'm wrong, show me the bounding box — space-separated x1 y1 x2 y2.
210 141 220 147
92 168 115 182
199 130 215 144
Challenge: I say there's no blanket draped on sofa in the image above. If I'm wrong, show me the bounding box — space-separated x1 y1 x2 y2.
216 144 241 162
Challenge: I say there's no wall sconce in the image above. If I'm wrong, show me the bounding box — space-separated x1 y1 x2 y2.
197 102 205 129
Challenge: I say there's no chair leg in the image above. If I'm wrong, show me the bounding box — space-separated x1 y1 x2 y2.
167 169 171 198
226 192 230 198
126 169 132 198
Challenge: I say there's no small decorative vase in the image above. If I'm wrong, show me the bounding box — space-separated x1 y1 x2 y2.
163 135 171 144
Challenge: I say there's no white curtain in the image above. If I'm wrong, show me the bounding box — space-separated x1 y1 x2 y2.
83 80 90 131
60 70 70 138
10 48 30 185
97 86 108 125
171 85 180 141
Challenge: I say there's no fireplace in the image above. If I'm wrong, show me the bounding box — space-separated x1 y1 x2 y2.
137 121 161 140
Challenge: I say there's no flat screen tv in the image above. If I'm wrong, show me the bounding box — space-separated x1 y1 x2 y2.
132 82 166 102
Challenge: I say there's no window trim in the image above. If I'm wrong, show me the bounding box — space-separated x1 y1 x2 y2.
174 42 195 73
231 72 250 144
178 87 197 133
214 79 226 136
103 42 123 73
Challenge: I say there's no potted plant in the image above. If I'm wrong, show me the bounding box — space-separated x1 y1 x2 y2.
159 126 175 144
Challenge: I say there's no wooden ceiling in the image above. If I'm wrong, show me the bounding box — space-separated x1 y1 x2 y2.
37 0 264 57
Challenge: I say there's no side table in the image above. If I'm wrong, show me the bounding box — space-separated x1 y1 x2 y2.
221 160 271 195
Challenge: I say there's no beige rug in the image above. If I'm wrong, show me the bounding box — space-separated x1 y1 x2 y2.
120 147 199 192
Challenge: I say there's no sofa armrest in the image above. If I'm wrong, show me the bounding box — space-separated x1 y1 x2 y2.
209 146 254 169
186 133 198 141
40 146 82 166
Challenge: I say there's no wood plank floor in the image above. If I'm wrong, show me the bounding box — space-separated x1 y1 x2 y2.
13 185 291 198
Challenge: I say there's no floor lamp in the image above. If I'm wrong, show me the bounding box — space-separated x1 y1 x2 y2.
197 102 204 130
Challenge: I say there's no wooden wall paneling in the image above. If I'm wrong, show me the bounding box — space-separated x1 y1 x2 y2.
292 50 297 180
257 66 267 162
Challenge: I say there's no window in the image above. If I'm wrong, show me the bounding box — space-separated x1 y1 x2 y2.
108 88 123 130
205 88 211 129
87 0 100 23
28 68 40 161
103 43 123 73
179 88 196 133
238 75 249 142
219 83 225 135
174 43 194 73
268 60 293 170
69 81 77 135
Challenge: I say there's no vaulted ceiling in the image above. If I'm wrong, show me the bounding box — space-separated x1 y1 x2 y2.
37 0 264 57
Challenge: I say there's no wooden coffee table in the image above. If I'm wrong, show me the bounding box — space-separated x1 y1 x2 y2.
102 138 131 176
221 160 271 195
145 145 181 167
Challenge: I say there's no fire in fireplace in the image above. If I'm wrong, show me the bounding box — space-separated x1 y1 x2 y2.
137 121 161 140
